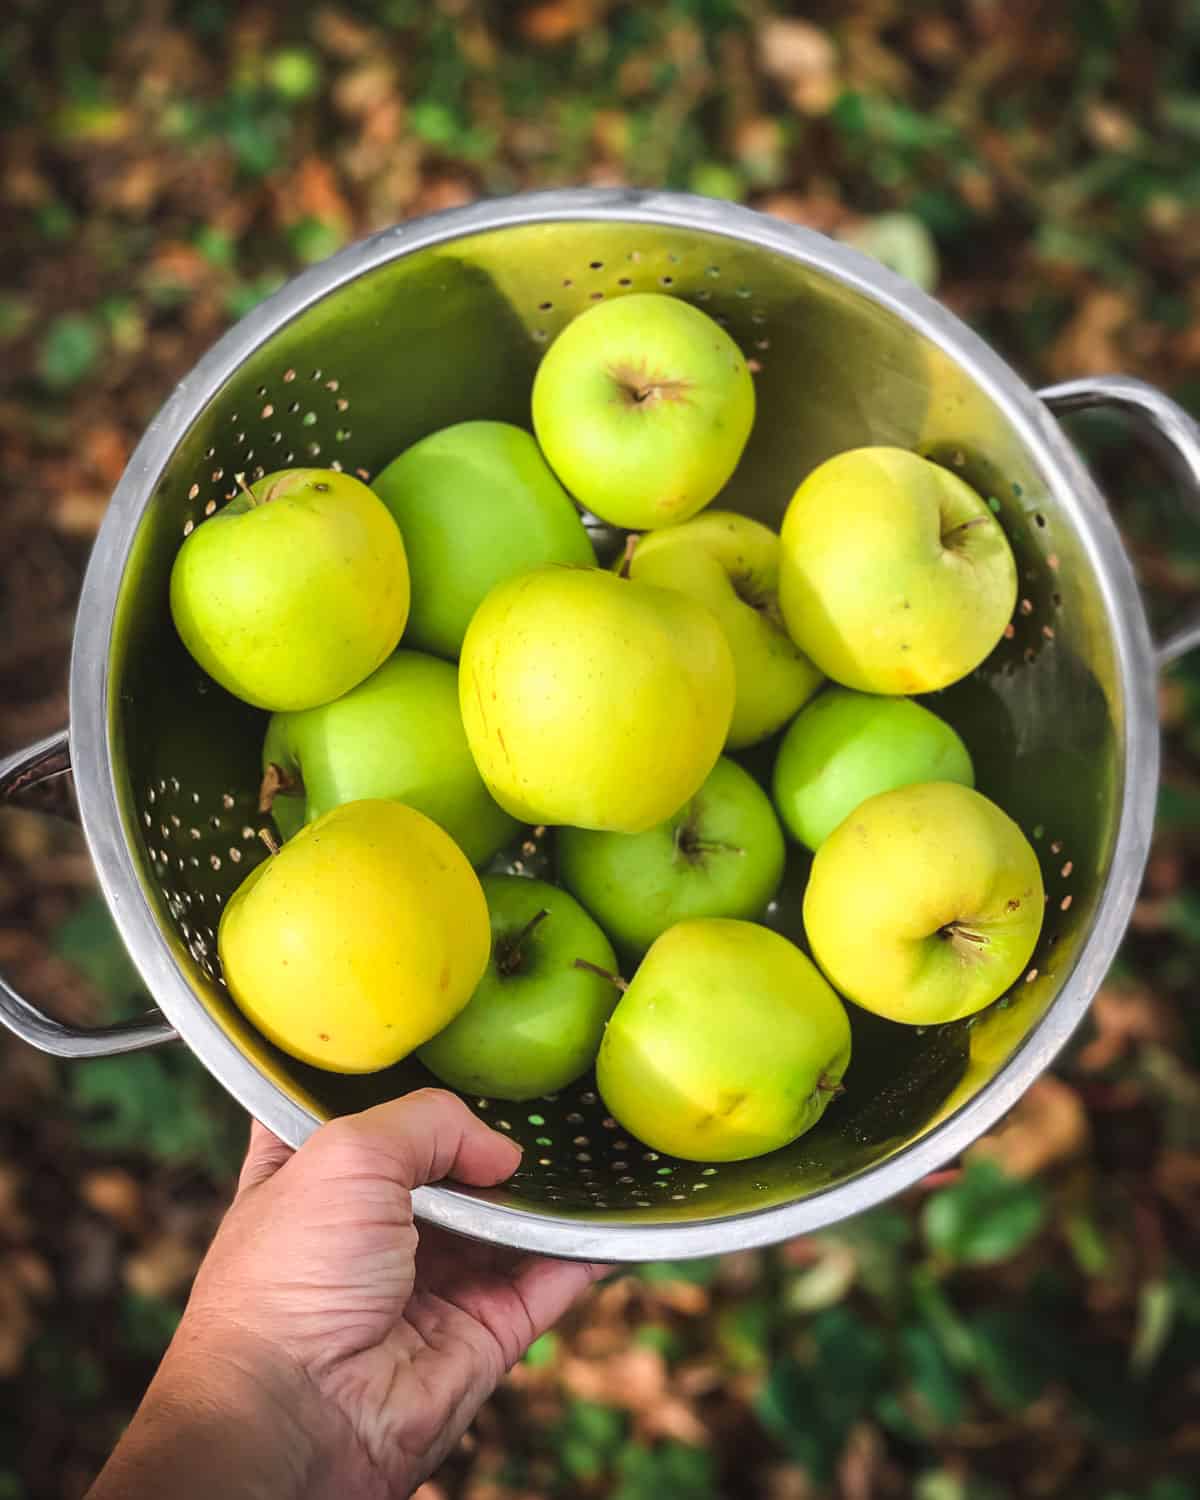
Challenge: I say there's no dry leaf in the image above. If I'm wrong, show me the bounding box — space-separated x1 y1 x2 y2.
968 1075 1089 1177
1076 984 1179 1072
757 19 841 115
81 1168 143 1232
124 1234 201 1298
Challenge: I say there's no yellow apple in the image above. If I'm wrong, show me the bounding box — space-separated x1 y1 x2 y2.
218 799 488 1073
626 511 822 748
596 918 851 1162
803 781 1044 1025
778 447 1017 694
459 565 735 833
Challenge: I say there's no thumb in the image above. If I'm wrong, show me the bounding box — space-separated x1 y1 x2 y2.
237 1119 295 1195
303 1087 523 1191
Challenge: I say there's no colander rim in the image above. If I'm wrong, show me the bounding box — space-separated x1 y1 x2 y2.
69 188 1159 1260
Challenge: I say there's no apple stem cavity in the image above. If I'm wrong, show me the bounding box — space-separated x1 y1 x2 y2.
617 532 640 580
941 515 992 547
572 957 628 991
674 821 744 865
495 908 550 977
817 1074 846 1097
608 360 694 411
257 827 281 857
938 919 991 962
258 761 304 815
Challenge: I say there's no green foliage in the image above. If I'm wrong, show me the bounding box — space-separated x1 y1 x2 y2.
523 1331 558 1368
612 1441 717 1500
554 1400 627 1483
53 896 245 1174
119 1293 183 1359
756 1306 888 1480
37 314 101 390
922 1160 1047 1264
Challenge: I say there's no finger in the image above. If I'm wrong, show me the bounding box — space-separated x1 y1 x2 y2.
237 1119 295 1195
312 1088 522 1190
480 1255 611 1366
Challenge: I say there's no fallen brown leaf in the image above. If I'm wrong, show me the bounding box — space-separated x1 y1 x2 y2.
756 18 840 114
968 1075 1089 1178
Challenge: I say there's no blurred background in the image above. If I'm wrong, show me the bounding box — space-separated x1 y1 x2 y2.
2 1 1200 1495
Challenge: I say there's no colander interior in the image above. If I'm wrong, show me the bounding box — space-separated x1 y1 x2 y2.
108 215 1120 1224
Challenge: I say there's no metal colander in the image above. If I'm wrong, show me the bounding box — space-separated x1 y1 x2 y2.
3 190 1198 1261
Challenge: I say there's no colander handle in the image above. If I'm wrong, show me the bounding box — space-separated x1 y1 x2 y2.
1041 374 1200 668
0 729 177 1058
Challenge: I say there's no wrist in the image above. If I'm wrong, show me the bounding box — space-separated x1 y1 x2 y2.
89 1316 366 1500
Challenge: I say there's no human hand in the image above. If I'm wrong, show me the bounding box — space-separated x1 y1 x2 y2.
88 1089 609 1500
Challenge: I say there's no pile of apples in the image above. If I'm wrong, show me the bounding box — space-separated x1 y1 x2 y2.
169 292 1044 1165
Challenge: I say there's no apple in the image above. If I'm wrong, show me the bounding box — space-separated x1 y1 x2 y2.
778 447 1017 695
261 649 519 866
459 564 735 833
773 686 974 850
531 293 755 531
625 511 822 748
218 799 489 1073
170 468 409 711
418 875 620 1101
596 918 851 1162
802 780 1044 1026
372 421 596 660
558 756 785 959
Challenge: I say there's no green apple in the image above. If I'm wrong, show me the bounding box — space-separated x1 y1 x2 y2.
372 421 596 660
596 918 851 1162
531 293 755 531
778 447 1017 695
418 875 619 1101
459 564 735 833
773 687 974 850
261 649 519 866
626 511 822 748
558 756 785 959
218 799 489 1074
170 468 409 711
803 780 1044 1025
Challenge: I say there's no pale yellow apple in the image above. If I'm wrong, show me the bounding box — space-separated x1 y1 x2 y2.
218 799 488 1073
596 918 851 1162
459 565 735 833
803 781 1044 1025
778 447 1017 694
627 511 822 748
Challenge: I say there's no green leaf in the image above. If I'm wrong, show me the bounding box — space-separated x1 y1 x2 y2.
634 1323 683 1360
966 1307 1056 1411
756 1307 888 1479
1130 1279 1176 1378
522 1331 558 1368
288 217 346 266
68 1048 244 1175
718 1298 770 1371
54 894 148 1021
613 1442 717 1500
900 1323 965 1428
922 1160 1046 1265
37 313 101 391
120 1292 182 1357
266 47 322 101
638 1257 721 1287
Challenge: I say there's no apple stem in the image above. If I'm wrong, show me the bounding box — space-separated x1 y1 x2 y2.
818 1074 846 1096
235 472 256 504
942 516 991 545
573 957 628 991
617 532 640 580
258 762 303 815
257 827 281 857
496 908 550 976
